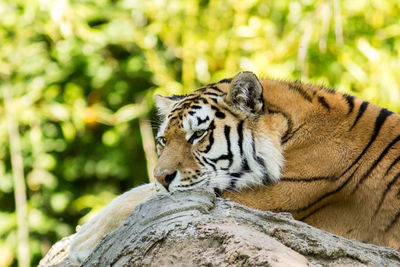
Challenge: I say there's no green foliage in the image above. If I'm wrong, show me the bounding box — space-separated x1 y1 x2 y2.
0 0 399 266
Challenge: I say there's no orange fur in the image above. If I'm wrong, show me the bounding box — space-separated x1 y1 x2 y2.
156 73 400 250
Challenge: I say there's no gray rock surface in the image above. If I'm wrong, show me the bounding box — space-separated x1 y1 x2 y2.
38 234 75 267
40 189 400 267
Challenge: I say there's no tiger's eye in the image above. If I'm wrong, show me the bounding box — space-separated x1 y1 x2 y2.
195 130 206 137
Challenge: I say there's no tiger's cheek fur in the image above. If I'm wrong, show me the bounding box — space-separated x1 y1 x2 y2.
154 72 286 191
189 115 284 191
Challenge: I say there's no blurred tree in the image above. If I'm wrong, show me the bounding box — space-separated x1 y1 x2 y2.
0 0 399 266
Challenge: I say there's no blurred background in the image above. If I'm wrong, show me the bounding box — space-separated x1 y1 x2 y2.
0 0 399 266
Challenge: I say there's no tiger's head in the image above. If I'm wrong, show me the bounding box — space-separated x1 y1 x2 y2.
153 72 284 194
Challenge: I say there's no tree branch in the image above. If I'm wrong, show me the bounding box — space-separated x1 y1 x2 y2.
3 84 30 267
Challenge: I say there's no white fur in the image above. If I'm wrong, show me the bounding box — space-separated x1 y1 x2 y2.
156 119 168 140
154 95 176 116
181 107 283 191
255 132 284 182
182 105 213 142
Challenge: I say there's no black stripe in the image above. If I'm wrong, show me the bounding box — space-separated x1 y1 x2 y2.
324 87 336 94
385 155 400 177
298 203 330 221
288 82 312 102
230 172 241 178
181 179 204 188
191 105 202 109
237 120 244 155
210 105 226 119
343 94 355 115
251 134 267 183
214 187 222 197
208 85 224 92
214 104 238 118
171 102 195 113
218 78 233 84
201 98 209 104
168 116 179 123
288 165 361 213
350 101 368 130
202 156 217 171
266 107 294 145
193 151 205 164
177 95 202 104
241 159 250 172
317 96 330 110
385 211 400 233
374 172 400 216
209 97 219 104
193 153 205 167
282 123 304 145
166 94 186 101
262 172 271 184
352 134 400 193
341 108 393 179
227 173 240 189
209 126 233 167
203 92 221 97
215 111 225 119
281 175 336 182
251 134 265 167
156 139 164 146
197 116 209 126
200 121 215 153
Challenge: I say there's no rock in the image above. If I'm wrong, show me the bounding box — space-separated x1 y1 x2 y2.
40 189 400 266
38 235 75 267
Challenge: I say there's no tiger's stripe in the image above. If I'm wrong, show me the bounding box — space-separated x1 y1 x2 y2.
154 71 399 251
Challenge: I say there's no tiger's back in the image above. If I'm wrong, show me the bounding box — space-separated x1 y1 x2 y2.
154 72 400 250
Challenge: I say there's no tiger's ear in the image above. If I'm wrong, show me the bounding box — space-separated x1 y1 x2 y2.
225 71 264 116
154 95 176 117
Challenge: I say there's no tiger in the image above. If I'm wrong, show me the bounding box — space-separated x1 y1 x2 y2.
69 71 400 264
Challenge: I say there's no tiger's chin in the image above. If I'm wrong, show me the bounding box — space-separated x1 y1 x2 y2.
191 170 277 196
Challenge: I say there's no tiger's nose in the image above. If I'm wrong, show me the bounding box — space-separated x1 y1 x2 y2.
154 170 178 190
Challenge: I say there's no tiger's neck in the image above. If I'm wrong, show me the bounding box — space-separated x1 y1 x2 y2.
260 79 374 184
223 78 399 228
